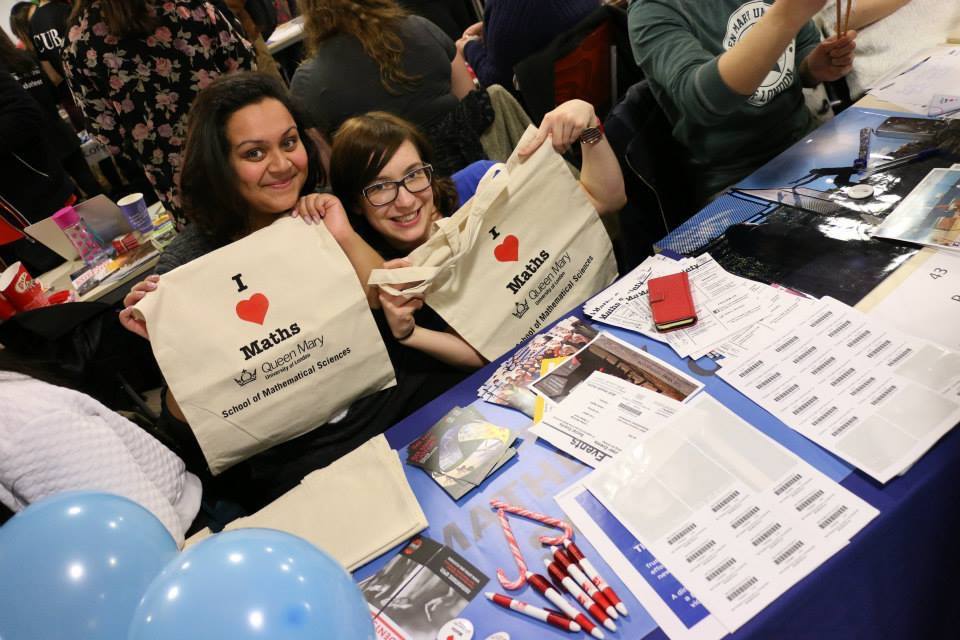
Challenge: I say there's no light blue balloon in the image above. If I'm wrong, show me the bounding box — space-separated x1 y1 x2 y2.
128 529 375 640
0 491 178 640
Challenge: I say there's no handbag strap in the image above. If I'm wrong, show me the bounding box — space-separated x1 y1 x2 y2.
368 162 511 296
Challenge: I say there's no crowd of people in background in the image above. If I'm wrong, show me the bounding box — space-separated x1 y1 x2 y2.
1 0 948 535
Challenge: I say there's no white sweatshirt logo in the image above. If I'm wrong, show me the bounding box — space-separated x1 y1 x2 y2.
724 1 796 107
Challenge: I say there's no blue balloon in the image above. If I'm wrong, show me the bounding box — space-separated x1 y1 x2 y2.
128 529 375 640
0 491 178 640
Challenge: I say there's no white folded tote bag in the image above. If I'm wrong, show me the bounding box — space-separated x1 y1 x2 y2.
368 126 617 360
135 217 396 474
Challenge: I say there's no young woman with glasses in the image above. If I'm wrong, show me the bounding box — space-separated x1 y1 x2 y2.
327 100 626 370
120 73 467 508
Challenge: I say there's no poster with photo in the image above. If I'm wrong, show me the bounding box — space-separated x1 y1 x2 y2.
530 332 704 404
360 536 488 640
874 168 960 251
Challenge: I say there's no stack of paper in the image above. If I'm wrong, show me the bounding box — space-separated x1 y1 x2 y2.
584 254 791 360
558 395 879 637
477 316 598 415
531 371 693 468
717 296 960 483
185 435 427 570
866 45 960 116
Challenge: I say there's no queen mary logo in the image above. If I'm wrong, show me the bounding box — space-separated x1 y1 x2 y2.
724 1 796 107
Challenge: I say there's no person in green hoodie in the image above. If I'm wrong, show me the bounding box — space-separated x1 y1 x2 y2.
629 0 857 201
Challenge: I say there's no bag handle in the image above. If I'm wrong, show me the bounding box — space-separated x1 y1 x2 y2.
368 162 511 296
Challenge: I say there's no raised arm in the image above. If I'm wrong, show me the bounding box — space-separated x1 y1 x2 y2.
824 0 911 31
517 100 626 216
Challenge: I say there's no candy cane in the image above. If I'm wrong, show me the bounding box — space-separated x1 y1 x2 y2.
495 508 527 590
489 499 574 546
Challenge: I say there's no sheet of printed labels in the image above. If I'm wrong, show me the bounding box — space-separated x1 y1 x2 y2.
576 394 879 635
717 296 960 483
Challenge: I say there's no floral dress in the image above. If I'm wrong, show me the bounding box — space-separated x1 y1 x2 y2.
62 0 256 218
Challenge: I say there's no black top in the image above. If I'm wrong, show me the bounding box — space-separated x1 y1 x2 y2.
29 1 71 76
2 60 79 160
0 70 73 222
290 15 458 134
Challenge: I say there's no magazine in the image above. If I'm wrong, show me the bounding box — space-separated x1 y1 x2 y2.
873 168 960 251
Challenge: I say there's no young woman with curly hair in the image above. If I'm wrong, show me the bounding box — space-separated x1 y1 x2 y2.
290 0 481 175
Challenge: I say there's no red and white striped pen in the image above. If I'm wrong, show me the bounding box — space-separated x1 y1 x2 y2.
485 592 581 634
563 539 630 616
550 545 619 620
525 571 605 640
544 559 618 632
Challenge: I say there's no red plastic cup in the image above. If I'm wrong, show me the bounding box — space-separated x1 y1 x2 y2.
0 261 48 311
0 293 15 320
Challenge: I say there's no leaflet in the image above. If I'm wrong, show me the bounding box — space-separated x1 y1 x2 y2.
529 332 704 405
585 395 878 632
556 481 728 640
585 254 773 359
531 372 682 467
717 297 960 483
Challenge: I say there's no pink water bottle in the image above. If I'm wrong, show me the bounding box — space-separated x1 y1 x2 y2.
52 205 109 266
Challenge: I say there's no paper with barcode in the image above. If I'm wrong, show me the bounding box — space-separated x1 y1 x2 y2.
530 371 682 467
585 394 879 632
717 296 960 483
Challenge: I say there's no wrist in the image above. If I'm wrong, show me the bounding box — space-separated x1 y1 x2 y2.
396 323 417 342
765 2 813 33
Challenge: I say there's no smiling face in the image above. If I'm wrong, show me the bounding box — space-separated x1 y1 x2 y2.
359 140 439 252
225 98 308 226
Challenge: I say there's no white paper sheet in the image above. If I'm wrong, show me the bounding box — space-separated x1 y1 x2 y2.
531 372 682 466
861 250 960 352
717 297 960 483
867 45 960 115
585 395 879 632
555 481 729 640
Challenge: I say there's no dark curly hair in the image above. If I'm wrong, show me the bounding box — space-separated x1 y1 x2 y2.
329 111 459 225
180 72 324 245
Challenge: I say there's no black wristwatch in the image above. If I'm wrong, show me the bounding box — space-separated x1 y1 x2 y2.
579 118 604 145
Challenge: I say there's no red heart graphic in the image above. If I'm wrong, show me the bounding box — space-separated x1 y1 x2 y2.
494 234 519 262
236 293 269 325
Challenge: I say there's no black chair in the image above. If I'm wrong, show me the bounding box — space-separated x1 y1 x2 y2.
0 302 163 413
513 5 638 125
603 80 701 270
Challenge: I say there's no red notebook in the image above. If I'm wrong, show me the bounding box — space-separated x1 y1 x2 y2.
648 271 697 332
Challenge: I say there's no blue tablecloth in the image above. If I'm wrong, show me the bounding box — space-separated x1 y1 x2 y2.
354 311 959 640
354 106 960 639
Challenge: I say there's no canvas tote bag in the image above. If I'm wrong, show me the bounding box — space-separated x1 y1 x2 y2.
134 217 396 474
368 126 617 360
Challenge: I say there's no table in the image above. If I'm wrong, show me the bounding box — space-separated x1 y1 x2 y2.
355 107 960 639
36 202 165 306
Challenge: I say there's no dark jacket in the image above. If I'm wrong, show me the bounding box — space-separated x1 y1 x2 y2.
0 70 73 222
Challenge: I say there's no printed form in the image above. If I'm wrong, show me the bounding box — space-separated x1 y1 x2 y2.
584 395 878 632
718 297 960 483
531 372 683 467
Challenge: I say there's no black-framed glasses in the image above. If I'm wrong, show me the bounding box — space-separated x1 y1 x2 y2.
362 164 433 207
